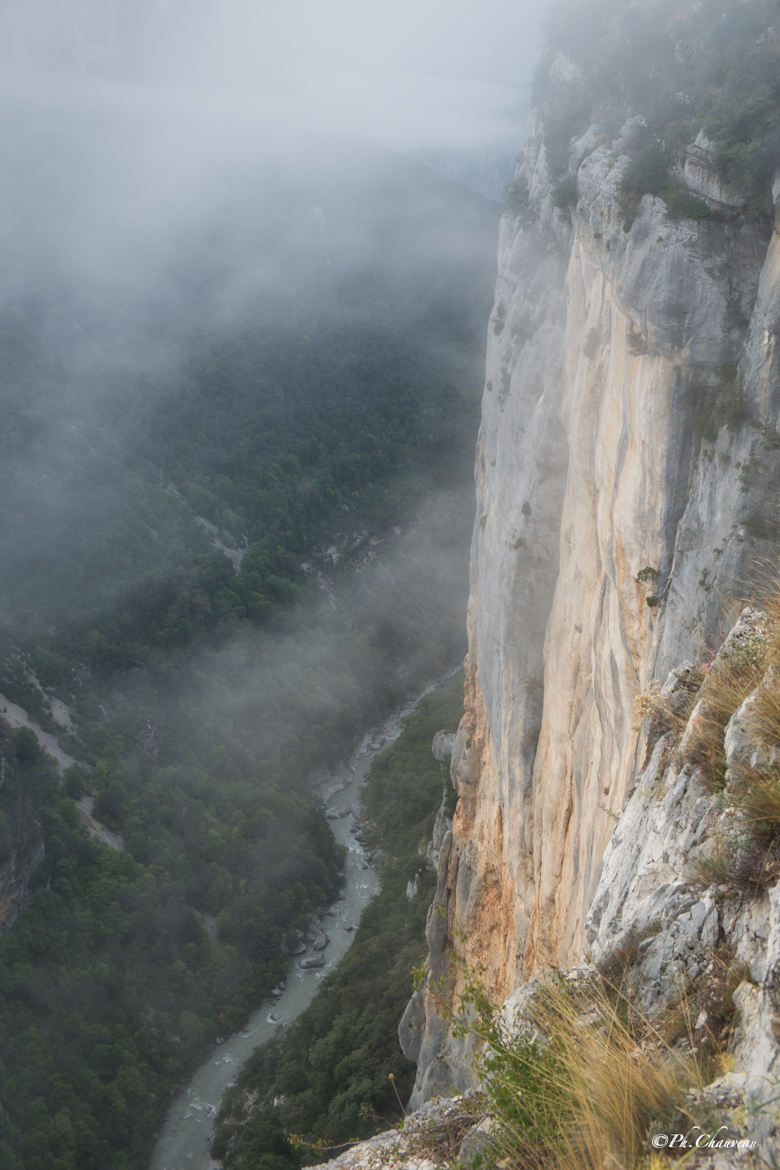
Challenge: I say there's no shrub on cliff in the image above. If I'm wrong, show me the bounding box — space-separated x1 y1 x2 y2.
538 0 780 223
704 35 780 218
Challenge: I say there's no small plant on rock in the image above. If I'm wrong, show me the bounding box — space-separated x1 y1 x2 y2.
635 673 700 741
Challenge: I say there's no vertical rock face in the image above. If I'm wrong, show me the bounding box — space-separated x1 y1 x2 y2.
409 83 780 1105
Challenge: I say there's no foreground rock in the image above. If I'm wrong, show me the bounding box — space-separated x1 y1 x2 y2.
299 955 326 970
319 1097 479 1170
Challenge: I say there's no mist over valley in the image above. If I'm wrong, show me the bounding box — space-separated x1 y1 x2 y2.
0 4 540 1165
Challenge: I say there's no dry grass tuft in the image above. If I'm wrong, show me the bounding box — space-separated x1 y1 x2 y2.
634 685 684 739
758 564 780 665
461 975 706 1170
681 635 765 785
634 671 702 743
402 1098 485 1165
738 565 780 756
733 765 780 829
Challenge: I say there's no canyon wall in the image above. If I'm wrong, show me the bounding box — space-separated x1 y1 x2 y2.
404 92 780 1105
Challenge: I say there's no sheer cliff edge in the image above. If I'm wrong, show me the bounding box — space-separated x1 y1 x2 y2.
402 10 780 1113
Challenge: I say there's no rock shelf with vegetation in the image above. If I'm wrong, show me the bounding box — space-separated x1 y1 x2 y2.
317 584 780 1168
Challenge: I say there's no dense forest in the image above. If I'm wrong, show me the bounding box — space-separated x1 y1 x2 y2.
0 99 497 1170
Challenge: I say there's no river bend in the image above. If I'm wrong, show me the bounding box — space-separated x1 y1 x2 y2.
148 697 423 1170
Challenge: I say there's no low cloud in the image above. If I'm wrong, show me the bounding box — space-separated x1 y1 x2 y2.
0 0 542 151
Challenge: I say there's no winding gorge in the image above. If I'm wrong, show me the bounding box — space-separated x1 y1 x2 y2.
2 2 780 1168
335 1 780 1164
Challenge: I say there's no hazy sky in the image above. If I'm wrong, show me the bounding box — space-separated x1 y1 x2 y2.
0 0 545 151
0 0 541 624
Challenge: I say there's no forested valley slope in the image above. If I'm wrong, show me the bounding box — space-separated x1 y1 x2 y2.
0 91 498 1170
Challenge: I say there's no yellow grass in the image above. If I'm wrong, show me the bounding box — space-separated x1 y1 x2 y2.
682 638 765 784
470 977 706 1170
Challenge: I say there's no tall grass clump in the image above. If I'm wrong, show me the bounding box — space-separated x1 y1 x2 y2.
455 974 705 1170
673 569 780 880
728 572 780 833
732 765 780 837
682 630 766 786
749 573 780 748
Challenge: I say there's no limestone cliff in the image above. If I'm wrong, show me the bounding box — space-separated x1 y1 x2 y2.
334 605 780 1163
405 4 780 1107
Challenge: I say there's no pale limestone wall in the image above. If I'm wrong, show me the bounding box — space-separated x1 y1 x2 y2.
408 128 780 1107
